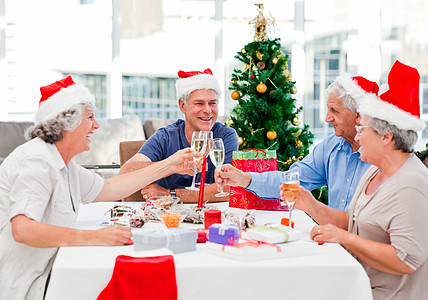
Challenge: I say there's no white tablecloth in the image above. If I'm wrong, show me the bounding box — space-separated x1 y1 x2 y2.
45 202 373 300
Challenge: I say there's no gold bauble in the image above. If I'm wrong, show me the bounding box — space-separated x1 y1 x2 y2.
256 82 267 93
284 70 291 80
292 116 300 126
231 90 240 100
272 57 278 64
245 64 250 71
241 48 246 54
256 50 264 60
266 130 277 140
238 136 244 145
225 119 233 127
291 86 297 94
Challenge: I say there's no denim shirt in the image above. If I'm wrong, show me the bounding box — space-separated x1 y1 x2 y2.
247 135 371 211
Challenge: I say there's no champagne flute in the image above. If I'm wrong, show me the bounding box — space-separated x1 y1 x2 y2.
209 138 228 197
281 171 299 228
185 131 207 191
194 131 213 189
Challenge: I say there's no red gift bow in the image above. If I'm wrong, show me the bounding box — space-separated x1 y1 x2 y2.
243 148 267 158
222 237 281 253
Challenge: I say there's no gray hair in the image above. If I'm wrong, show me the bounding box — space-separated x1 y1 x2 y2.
179 89 220 104
326 81 358 113
368 117 418 153
26 102 95 144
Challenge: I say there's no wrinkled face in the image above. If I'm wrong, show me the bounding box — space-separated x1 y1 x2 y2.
179 89 218 132
354 116 381 163
325 92 359 142
68 108 99 153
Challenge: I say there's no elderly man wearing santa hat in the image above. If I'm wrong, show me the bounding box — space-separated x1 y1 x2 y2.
216 73 378 211
0 76 196 300
120 68 238 203
296 61 428 300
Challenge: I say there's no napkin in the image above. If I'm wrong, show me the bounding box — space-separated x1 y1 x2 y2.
97 254 177 300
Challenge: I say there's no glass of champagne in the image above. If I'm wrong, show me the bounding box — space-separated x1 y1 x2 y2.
282 171 299 228
209 138 228 197
186 131 212 191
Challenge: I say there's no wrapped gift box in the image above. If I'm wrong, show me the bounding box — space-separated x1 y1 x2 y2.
230 150 286 210
245 224 301 244
205 240 319 261
133 228 197 253
208 224 240 245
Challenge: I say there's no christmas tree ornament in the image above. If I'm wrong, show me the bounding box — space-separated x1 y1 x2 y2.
250 74 255 79
245 64 250 71
256 50 264 60
266 130 277 140
272 57 278 65
256 83 267 93
249 3 277 42
238 136 244 145
291 86 297 94
241 48 246 54
225 119 233 127
284 70 291 80
257 62 265 70
231 90 240 100
292 116 300 126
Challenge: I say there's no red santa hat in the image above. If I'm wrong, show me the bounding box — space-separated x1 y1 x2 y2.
358 60 425 132
334 73 379 101
35 75 95 123
175 68 221 100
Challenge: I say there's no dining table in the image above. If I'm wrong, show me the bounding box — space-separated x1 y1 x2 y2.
44 201 373 300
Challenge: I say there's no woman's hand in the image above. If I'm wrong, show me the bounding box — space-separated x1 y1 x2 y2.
310 224 348 244
280 185 316 212
95 225 133 246
165 148 197 175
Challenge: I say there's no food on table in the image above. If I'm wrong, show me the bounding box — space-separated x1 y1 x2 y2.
158 212 185 228
149 195 180 210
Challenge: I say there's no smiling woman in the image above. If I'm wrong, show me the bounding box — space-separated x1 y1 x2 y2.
0 76 196 300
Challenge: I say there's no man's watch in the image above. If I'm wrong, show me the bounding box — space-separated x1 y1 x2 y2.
170 189 176 197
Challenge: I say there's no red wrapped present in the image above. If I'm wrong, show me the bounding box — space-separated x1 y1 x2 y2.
229 149 287 210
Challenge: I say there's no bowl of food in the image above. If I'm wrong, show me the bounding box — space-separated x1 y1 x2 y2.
157 211 186 228
148 195 180 210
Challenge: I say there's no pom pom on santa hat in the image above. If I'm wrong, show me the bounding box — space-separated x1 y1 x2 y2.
334 73 379 101
36 76 95 124
175 68 221 100
358 60 425 132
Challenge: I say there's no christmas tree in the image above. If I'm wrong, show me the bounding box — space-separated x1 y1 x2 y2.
228 4 313 171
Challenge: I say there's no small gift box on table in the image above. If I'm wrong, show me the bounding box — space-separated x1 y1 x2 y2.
208 223 240 245
245 224 301 244
133 228 197 253
230 149 286 211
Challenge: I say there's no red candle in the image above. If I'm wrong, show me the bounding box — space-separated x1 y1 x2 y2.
204 210 222 229
197 155 207 209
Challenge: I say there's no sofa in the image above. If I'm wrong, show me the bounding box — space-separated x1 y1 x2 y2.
0 115 175 178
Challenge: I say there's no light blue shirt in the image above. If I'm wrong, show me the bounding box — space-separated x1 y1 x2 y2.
246 135 371 211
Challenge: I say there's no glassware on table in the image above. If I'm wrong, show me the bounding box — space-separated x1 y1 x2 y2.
281 171 299 228
186 131 213 191
209 138 229 197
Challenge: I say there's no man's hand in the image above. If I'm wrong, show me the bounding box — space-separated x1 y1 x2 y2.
95 225 132 246
215 164 252 190
141 183 169 199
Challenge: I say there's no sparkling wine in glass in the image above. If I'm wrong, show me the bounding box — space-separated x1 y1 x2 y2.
186 131 212 191
282 171 299 228
209 138 228 197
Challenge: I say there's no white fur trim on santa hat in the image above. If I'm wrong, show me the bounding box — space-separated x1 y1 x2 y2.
175 73 221 100
335 73 367 101
358 93 425 132
36 84 95 123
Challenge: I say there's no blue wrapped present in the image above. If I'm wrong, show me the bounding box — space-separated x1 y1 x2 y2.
133 227 197 253
208 223 240 245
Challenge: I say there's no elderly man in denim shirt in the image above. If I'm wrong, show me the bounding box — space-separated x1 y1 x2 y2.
216 74 378 211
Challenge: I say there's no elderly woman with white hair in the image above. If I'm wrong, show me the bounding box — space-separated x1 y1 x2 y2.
0 76 196 300
289 61 428 300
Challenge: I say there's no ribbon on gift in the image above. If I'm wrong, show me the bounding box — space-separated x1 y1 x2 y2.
243 148 267 158
254 224 291 242
217 223 238 236
222 237 281 253
140 224 181 248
